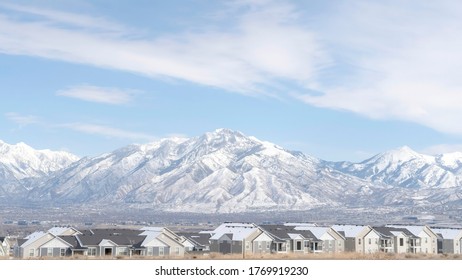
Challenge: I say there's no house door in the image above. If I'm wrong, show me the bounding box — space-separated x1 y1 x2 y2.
104 248 113 256
220 241 231 254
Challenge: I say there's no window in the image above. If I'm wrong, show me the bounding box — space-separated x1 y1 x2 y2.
246 241 250 249
29 249 35 257
258 242 262 250
118 247 128 256
60 248 66 257
296 241 302 250
267 243 270 250
147 247 153 256
47 248 53 257
175 247 180 255
425 238 428 243
358 239 361 245
368 239 371 245
399 238 404 246
88 247 97 256
159 247 164 256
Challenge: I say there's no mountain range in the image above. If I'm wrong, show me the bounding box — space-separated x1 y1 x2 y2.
2 129 462 213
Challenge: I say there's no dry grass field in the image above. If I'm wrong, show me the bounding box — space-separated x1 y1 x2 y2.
3 252 460 260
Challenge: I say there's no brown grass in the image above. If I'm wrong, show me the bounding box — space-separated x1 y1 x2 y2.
5 252 462 260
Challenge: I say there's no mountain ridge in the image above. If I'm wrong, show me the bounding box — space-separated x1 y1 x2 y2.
2 130 462 213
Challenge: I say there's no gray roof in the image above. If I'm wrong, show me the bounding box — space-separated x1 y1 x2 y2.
59 236 85 250
77 229 145 247
259 225 320 242
373 226 418 239
177 232 211 246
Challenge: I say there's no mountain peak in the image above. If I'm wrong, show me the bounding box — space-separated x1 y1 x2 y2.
376 146 433 163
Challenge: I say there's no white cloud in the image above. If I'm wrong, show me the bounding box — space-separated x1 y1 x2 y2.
4 112 155 142
5 112 40 127
0 1 328 96
57 85 139 105
298 0 462 135
60 123 156 141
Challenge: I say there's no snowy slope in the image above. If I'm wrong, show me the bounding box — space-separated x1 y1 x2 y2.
4 131 462 213
28 129 377 213
0 140 79 199
331 146 462 206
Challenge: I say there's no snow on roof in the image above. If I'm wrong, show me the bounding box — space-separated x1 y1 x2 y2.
139 227 164 232
390 231 405 237
47 227 75 236
209 223 258 241
141 231 166 247
332 225 367 237
21 231 48 248
294 226 330 239
431 228 462 239
388 225 426 237
285 223 317 227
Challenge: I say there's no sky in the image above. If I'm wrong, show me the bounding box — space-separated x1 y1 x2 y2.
2 0 462 162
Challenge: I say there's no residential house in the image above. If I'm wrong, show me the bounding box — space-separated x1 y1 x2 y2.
362 227 383 253
373 226 419 254
431 228 462 254
0 237 10 257
259 225 322 254
77 228 147 257
332 225 373 253
15 231 56 258
206 223 262 255
135 227 185 257
292 225 345 253
389 225 438 254
177 232 211 252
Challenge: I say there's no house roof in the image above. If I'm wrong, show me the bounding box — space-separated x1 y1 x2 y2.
259 225 319 242
59 236 86 250
77 232 145 247
431 228 462 239
48 227 81 236
372 227 418 239
177 232 211 246
292 226 340 240
209 223 259 241
21 231 48 248
387 225 436 237
332 225 368 238
139 231 165 247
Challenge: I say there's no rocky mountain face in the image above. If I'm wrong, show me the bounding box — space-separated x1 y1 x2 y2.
2 129 462 213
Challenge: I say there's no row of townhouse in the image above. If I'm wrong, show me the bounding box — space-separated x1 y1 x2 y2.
204 223 462 256
13 227 186 259
8 223 462 258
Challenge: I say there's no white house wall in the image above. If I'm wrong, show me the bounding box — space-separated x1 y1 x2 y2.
363 231 381 254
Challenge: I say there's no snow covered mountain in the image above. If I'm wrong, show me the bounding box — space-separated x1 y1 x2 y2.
27 129 377 213
331 146 462 206
0 140 79 199
3 130 462 213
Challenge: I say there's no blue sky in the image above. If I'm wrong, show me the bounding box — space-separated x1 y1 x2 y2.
1 0 462 161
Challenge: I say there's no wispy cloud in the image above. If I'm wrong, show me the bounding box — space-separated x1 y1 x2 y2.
0 1 328 96
5 112 155 142
298 1 462 135
56 85 139 105
59 123 156 141
5 112 40 127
